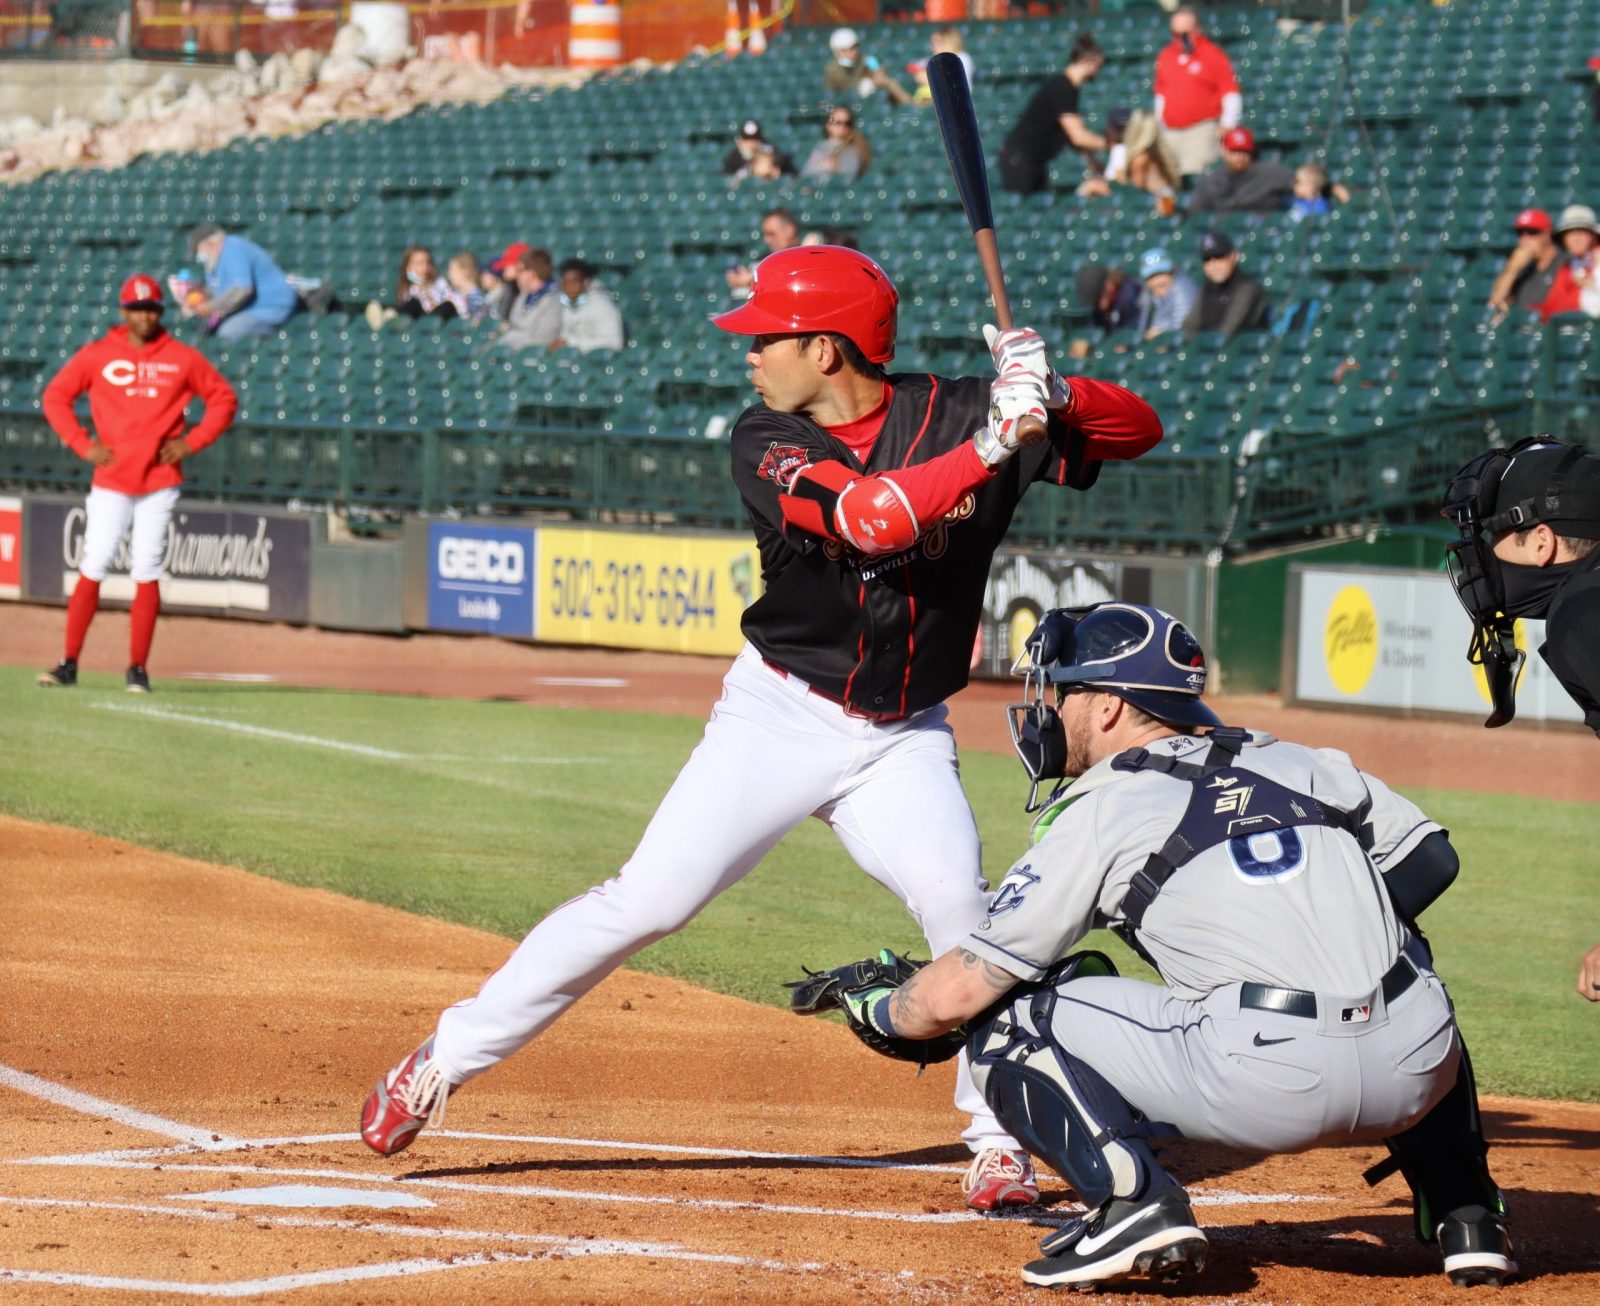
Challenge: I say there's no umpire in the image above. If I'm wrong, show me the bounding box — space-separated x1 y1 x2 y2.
1443 437 1600 1000
841 603 1513 1290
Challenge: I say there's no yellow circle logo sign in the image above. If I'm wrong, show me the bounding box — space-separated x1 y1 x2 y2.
1472 620 1528 705
1324 585 1378 695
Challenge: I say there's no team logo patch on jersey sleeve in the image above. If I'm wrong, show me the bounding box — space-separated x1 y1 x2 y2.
756 443 812 491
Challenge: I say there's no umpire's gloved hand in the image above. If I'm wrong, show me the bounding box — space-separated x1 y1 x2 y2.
983 324 1075 414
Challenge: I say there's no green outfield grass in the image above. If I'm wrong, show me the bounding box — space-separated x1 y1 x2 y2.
2 666 1596 1101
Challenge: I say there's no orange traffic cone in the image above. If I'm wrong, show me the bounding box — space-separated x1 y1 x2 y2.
725 0 742 55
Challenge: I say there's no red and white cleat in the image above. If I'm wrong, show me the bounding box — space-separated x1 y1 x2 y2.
962 1146 1039 1212
360 1037 452 1155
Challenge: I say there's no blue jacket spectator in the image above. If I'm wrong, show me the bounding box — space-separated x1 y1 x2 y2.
1136 247 1199 340
187 224 301 342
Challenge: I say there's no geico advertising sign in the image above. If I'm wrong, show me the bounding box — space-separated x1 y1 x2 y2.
1292 565 1584 724
426 522 536 636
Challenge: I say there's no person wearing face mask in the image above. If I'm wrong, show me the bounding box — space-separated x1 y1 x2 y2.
184 223 301 341
1442 437 1600 1000
1152 6 1241 179
549 257 624 354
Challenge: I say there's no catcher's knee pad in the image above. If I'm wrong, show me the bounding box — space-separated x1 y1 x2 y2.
967 952 1153 1208
1366 1040 1503 1243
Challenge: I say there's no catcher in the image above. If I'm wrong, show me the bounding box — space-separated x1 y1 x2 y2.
793 602 1512 1291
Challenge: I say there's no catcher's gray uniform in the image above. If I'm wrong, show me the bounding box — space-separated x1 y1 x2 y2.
965 729 1461 1155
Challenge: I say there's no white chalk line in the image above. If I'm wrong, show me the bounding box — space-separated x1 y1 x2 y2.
0 1064 243 1150
86 700 602 766
0 1194 830 1275
15 1129 1328 1211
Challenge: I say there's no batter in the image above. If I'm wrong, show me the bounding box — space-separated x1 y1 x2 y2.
360 245 1164 1209
37 275 237 693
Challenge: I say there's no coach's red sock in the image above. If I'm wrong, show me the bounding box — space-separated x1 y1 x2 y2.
130 581 161 667
64 576 101 660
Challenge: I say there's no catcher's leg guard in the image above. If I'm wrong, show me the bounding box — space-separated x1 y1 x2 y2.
967 952 1170 1207
1364 1040 1504 1244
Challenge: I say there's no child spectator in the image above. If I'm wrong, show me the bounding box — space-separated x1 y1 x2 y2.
721 120 793 179
497 248 561 352
366 246 462 329
801 107 873 181
1537 204 1600 320
1136 247 1199 341
550 258 625 354
1290 164 1332 220
447 252 489 324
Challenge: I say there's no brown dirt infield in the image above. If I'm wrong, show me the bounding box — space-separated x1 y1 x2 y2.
2 817 1598 1304
1 607 1598 1302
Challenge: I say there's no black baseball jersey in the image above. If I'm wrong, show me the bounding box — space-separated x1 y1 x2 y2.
729 372 1097 718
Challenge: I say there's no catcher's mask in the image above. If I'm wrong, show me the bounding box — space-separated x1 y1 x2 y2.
1441 436 1600 727
1007 602 1221 810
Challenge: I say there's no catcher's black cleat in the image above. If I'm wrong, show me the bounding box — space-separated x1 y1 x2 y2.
37 659 77 688
1439 1205 1516 1287
1022 1187 1207 1290
125 665 151 694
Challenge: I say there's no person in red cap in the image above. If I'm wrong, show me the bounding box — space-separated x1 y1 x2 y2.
1488 208 1561 321
1187 126 1294 215
357 243 1164 1215
36 275 237 694
1152 6 1242 178
480 240 533 322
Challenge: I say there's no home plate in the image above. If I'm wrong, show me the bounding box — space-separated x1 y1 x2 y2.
176 1185 435 1209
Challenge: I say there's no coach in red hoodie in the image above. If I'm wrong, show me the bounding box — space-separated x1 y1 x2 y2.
37 274 237 693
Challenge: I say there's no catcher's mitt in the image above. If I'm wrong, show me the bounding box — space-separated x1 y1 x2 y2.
785 948 967 1068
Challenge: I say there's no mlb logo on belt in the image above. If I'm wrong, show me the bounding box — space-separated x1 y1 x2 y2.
1340 1004 1371 1024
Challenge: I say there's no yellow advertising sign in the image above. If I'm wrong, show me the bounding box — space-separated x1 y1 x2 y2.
535 527 761 655
1322 584 1378 695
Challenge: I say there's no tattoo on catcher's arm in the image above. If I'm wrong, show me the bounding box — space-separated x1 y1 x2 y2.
957 948 1021 991
890 968 931 1031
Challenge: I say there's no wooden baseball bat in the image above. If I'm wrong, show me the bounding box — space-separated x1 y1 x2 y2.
926 52 1043 438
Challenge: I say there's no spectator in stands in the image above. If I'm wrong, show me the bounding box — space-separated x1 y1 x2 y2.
1136 247 1199 342
551 258 625 354
447 252 489 325
721 119 793 179
483 241 531 322
1188 128 1293 215
1153 5 1242 179
1069 262 1143 357
1488 208 1562 321
391 246 465 324
999 32 1107 197
1537 204 1600 321
497 248 561 352
801 225 860 249
1289 163 1332 220
823 27 913 103
730 145 788 188
930 26 974 85
727 207 801 300
1184 230 1269 342
801 106 873 182
1083 107 1180 210
185 223 300 341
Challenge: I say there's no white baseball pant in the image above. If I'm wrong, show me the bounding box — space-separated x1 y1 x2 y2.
432 642 1023 1153
78 485 179 582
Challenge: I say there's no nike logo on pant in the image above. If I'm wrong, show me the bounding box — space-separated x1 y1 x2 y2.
1252 1032 1293 1047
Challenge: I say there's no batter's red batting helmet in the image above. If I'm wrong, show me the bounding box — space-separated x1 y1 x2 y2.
712 245 899 364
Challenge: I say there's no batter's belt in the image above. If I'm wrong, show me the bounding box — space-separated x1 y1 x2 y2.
762 658 908 723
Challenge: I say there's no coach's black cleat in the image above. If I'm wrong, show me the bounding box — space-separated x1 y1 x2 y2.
125 665 151 694
37 659 78 688
1439 1204 1515 1287
1022 1186 1207 1290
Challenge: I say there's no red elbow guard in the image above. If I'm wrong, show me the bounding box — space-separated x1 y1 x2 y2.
834 476 920 555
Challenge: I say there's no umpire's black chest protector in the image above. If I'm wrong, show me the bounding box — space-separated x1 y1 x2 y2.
1108 729 1372 961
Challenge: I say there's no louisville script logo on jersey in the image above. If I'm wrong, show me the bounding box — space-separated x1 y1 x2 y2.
756 442 812 491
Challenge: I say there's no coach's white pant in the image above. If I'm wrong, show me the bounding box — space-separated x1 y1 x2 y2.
79 485 179 582
434 642 1021 1153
